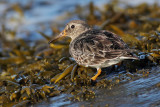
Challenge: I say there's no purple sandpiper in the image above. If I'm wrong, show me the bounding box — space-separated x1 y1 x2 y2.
49 20 137 81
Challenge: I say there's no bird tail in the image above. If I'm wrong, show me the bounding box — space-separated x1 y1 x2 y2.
120 49 139 60
120 56 139 60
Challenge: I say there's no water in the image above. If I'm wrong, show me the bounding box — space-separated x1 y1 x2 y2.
35 66 160 107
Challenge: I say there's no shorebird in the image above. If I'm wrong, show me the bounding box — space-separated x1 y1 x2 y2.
49 20 137 81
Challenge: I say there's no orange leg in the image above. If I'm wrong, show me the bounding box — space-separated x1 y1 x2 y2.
111 62 122 69
116 62 121 66
91 68 101 81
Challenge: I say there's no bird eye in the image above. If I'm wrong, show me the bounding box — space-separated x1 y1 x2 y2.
71 25 75 29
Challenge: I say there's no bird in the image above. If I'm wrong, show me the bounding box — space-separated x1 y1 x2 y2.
49 20 138 81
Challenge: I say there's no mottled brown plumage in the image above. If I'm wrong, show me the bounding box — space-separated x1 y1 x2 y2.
49 20 137 81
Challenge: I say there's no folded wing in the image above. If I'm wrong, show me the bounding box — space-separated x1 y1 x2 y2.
70 29 136 66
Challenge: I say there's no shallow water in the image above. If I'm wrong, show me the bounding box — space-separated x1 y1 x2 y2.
35 66 160 107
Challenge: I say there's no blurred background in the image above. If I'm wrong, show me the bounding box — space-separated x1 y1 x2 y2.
0 0 159 41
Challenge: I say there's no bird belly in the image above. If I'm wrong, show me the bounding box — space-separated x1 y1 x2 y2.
89 58 121 68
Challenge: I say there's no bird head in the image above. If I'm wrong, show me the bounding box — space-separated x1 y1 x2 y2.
49 20 90 43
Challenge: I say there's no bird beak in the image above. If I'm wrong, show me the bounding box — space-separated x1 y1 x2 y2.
48 30 66 44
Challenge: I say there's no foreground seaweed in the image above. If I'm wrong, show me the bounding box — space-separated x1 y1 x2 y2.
0 1 160 107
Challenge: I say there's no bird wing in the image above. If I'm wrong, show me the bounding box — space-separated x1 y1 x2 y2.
70 29 135 66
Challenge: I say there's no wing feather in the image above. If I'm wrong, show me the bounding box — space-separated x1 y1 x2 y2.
70 29 135 66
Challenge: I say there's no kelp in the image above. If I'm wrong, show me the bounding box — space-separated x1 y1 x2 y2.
54 64 75 83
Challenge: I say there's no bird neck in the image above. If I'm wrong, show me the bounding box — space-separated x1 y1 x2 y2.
70 28 91 41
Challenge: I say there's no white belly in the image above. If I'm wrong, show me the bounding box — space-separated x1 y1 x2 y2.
88 59 121 68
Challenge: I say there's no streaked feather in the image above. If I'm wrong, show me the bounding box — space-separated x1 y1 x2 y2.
69 29 137 68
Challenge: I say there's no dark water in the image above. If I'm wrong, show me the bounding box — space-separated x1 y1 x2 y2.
35 66 160 107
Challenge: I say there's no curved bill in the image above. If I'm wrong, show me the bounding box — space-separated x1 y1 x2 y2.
48 30 66 44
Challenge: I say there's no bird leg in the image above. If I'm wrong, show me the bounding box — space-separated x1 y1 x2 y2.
91 68 101 81
116 62 122 66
